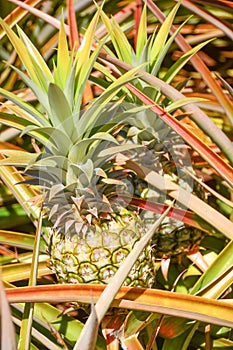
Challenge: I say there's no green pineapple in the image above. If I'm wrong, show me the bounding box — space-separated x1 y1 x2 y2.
0 15 156 287
123 109 205 258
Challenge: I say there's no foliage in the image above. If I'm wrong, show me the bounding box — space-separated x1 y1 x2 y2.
0 0 232 349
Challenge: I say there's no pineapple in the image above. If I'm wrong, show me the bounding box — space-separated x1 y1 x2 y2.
123 109 205 258
99 4 208 259
0 16 156 287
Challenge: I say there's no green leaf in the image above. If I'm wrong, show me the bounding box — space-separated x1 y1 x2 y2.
163 39 213 84
73 39 105 115
0 19 45 90
75 9 101 91
48 83 74 137
191 240 233 296
0 88 49 126
34 126 72 155
136 4 147 60
7 65 51 115
78 64 145 138
151 17 190 77
69 133 118 163
18 26 53 85
100 11 133 64
150 0 181 67
54 18 71 89
98 144 143 158
0 150 38 167
166 97 207 113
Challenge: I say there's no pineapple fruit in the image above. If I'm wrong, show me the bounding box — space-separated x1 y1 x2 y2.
123 109 205 258
0 16 156 287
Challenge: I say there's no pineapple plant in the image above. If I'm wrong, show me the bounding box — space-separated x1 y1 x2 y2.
98 3 209 259
0 4 211 291
0 14 157 287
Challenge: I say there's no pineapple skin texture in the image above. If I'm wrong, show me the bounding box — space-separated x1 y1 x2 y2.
49 212 156 287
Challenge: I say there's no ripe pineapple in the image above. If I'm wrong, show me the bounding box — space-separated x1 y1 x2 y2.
0 16 156 287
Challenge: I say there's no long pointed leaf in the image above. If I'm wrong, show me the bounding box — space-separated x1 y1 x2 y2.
98 52 233 164
6 284 233 328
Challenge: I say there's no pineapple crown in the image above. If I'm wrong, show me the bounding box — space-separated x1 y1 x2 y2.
0 12 144 195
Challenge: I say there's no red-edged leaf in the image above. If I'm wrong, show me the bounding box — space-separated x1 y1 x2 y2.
146 0 233 124
5 284 233 328
118 195 216 232
125 83 233 187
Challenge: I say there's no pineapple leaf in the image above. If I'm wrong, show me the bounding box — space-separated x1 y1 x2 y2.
163 39 214 85
75 9 100 92
73 39 105 115
7 65 51 115
54 18 71 90
0 150 38 167
100 11 133 64
0 88 49 126
0 20 46 91
166 97 208 113
79 64 145 138
149 0 181 67
17 26 53 85
71 159 94 184
136 4 147 60
69 133 117 164
151 17 191 77
32 127 72 155
48 83 73 138
0 113 53 146
98 143 143 157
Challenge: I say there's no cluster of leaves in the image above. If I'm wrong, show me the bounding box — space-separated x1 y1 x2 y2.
0 0 233 349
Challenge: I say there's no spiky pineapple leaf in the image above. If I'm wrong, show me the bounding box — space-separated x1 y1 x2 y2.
151 17 190 77
166 97 208 113
163 39 214 85
6 65 51 115
54 18 71 90
48 83 73 139
136 4 147 60
0 88 49 126
75 9 101 93
149 0 181 67
100 10 132 64
69 133 118 163
78 64 146 139
0 20 47 91
31 127 72 155
0 150 38 167
98 143 143 157
17 26 53 84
